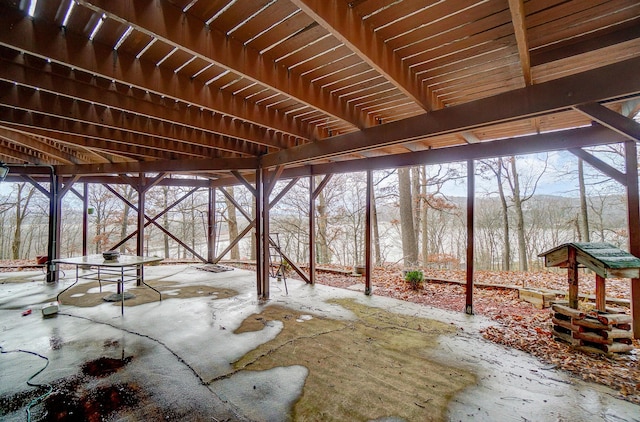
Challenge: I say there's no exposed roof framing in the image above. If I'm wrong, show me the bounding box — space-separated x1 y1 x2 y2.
0 0 638 181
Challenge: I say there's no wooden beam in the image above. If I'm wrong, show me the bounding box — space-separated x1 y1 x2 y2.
0 4 309 139
568 246 579 309
0 110 231 161
568 148 627 185
312 174 333 199
0 56 287 150
262 56 640 167
309 175 316 285
625 141 640 338
56 156 258 176
507 0 532 86
465 159 474 314
207 187 216 263
0 138 55 164
231 170 257 197
75 0 364 130
270 177 300 208
290 0 431 111
302 125 627 176
0 127 80 164
574 102 640 142
365 169 372 295
0 84 260 157
530 20 640 67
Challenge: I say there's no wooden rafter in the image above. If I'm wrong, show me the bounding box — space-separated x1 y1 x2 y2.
75 0 365 130
508 0 532 86
290 0 431 111
0 56 290 150
263 56 640 167
0 4 310 140
574 102 640 142
0 127 83 164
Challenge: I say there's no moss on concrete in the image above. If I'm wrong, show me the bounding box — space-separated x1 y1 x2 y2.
233 298 475 421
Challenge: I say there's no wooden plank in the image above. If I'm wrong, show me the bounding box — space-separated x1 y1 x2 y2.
573 317 612 331
573 331 613 345
599 343 635 354
543 247 568 268
520 288 556 309
552 304 586 319
595 273 606 312
552 329 580 345
601 328 633 340
597 313 633 325
575 345 608 355
552 316 580 332
568 246 579 309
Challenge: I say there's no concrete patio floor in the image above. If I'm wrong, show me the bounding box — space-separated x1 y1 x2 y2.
1 264 639 421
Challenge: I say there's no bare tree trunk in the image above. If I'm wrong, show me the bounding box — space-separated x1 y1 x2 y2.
163 187 170 257
317 187 330 263
510 158 528 271
398 168 418 267
224 187 240 260
420 166 428 265
250 197 256 260
120 186 135 255
12 184 35 259
578 158 590 242
372 187 382 265
411 166 420 261
496 158 511 270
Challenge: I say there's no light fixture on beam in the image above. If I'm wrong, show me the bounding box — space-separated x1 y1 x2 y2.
0 163 9 182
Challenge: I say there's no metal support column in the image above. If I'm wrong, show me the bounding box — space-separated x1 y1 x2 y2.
625 141 640 338
465 159 475 314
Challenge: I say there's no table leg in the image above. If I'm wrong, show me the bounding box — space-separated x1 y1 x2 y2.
120 267 124 316
55 264 80 303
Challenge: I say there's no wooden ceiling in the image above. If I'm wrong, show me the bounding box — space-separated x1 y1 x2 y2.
0 0 639 180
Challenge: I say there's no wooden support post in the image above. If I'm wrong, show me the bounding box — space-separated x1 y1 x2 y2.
365 170 372 295
309 175 316 285
207 187 216 263
255 168 263 298
625 140 640 338
568 246 579 309
595 274 606 312
46 171 60 283
465 159 474 314
136 173 145 286
262 167 271 299
82 182 88 256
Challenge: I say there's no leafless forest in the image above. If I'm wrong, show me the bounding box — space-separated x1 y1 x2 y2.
0 146 632 270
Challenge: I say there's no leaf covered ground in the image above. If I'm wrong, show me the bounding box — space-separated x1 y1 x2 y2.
310 265 640 405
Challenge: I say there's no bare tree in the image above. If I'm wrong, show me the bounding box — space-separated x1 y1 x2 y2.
398 167 418 267
89 185 120 253
578 158 590 242
223 187 240 260
503 155 548 271
11 183 36 259
479 158 512 270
